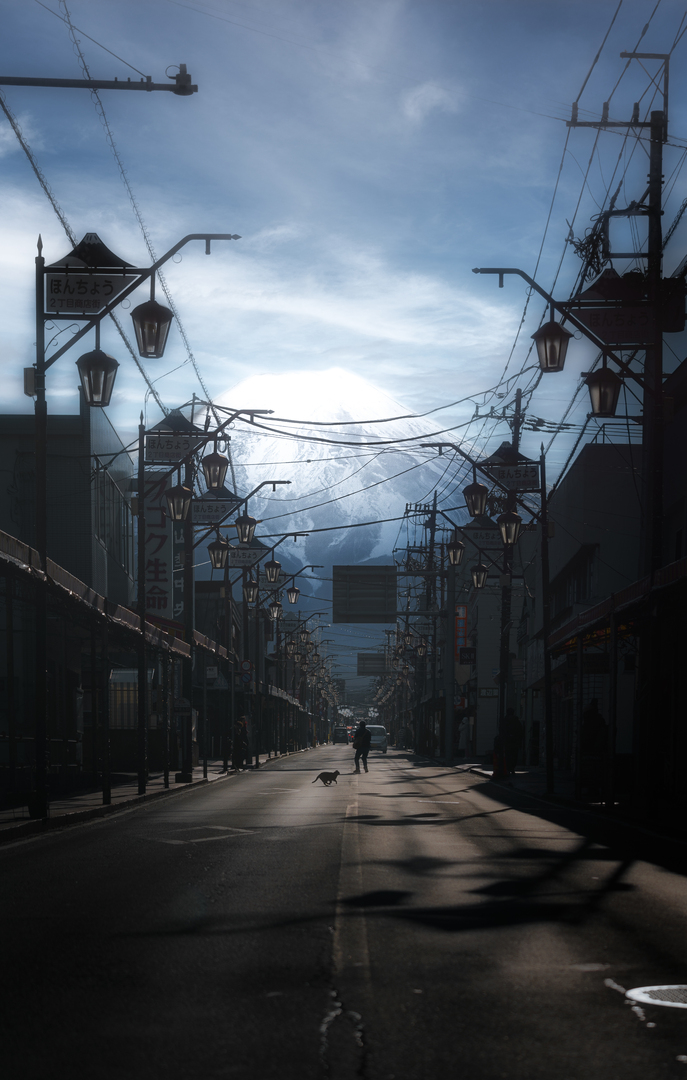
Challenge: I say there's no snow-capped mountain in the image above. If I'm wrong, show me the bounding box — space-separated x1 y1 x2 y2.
214 369 465 577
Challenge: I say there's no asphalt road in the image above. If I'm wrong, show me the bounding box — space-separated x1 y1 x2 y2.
3 747 687 1079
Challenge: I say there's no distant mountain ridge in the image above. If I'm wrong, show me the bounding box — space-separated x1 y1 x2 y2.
214 369 463 582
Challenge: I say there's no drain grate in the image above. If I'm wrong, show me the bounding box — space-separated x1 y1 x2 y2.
626 985 687 1009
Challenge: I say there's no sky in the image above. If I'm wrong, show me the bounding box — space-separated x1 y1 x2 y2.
1 0 687 690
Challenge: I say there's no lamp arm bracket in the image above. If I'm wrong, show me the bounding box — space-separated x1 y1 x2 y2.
472 267 645 388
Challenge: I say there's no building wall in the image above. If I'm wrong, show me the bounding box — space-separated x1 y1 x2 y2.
0 392 134 606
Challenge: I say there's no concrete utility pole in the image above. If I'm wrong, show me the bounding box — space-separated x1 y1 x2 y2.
495 388 522 779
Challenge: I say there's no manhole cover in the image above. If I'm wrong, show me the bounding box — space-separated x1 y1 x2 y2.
626 985 687 1009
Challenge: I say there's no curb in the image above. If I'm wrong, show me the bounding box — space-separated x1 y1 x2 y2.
0 770 233 845
0 746 324 845
467 766 687 852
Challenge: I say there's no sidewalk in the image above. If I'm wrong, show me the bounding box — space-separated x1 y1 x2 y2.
0 747 313 844
468 764 577 803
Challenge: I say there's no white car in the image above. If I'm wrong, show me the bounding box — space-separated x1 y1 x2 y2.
366 725 388 753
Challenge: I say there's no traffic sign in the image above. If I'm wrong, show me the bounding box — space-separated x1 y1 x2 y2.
45 272 138 315
241 672 251 684
240 660 252 672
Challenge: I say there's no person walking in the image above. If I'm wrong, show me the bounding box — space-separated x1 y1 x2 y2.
353 720 372 773
232 717 248 772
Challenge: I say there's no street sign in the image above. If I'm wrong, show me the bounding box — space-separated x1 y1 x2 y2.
45 272 138 315
572 306 655 345
241 672 251 684
230 547 261 567
145 434 202 463
357 653 388 676
462 526 502 551
192 496 239 525
240 660 252 672
488 463 540 492
332 566 398 623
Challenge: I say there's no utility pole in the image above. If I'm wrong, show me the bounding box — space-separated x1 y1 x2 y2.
496 388 522 779
539 445 554 794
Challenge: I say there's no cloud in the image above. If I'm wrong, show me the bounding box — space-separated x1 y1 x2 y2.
0 111 43 159
401 81 462 125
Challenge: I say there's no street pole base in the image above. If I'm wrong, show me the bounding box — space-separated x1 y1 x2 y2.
27 794 49 819
175 772 193 784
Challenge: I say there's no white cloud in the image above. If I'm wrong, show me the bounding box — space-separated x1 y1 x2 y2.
401 81 462 125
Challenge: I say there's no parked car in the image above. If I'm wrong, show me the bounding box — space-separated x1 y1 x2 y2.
332 726 350 744
366 725 388 753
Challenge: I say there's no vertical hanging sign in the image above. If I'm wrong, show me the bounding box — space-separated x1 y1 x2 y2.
143 472 183 631
454 604 468 659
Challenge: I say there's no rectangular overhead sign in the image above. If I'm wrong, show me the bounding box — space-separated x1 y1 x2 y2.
461 526 502 551
192 496 239 525
488 464 540 492
357 653 388 676
332 566 398 623
45 272 138 315
572 306 655 345
229 547 260 568
145 434 203 464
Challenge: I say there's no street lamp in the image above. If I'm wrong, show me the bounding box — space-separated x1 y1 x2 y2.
497 510 522 546
447 532 465 566
471 563 489 589
286 583 300 604
235 512 258 545
130 293 174 359
207 535 229 570
585 364 623 417
264 557 281 585
76 348 119 407
416 638 427 658
165 474 193 521
531 316 573 373
268 599 282 621
243 577 259 604
202 446 229 491
463 471 489 518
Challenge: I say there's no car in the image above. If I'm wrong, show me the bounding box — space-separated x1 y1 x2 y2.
365 725 388 753
332 726 349 744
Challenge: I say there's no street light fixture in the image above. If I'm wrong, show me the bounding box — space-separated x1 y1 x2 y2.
243 577 259 604
416 638 427 658
130 293 174 359
264 557 281 585
463 472 489 518
471 563 489 589
447 532 465 566
165 474 193 521
531 316 573 373
585 364 623 417
268 599 282 621
286 583 300 604
201 447 229 491
235 512 258 545
497 509 522 546
207 535 229 570
75 348 119 407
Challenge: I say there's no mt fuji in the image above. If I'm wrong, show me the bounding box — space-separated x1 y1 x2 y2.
214 369 464 579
